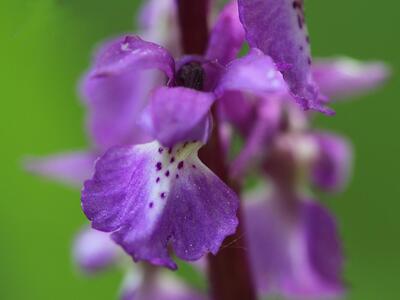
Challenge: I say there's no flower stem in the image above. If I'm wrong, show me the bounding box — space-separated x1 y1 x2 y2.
176 2 257 299
176 0 209 54
200 109 257 300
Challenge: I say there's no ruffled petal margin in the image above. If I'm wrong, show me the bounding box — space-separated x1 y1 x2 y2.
82 141 239 269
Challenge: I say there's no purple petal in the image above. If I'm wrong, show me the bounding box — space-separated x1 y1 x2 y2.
206 1 245 66
81 70 155 150
313 57 390 100
73 227 119 273
217 91 256 135
24 151 96 186
82 141 239 269
215 48 287 97
311 132 353 193
81 35 175 150
143 87 215 147
90 35 175 80
304 201 344 291
238 0 329 112
244 197 344 297
230 97 282 178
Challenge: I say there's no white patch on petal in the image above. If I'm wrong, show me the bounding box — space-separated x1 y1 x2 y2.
133 140 202 236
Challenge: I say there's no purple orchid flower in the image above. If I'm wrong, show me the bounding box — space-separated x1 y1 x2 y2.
80 0 293 269
224 57 388 179
25 0 391 299
78 1 297 271
241 127 349 298
244 193 343 298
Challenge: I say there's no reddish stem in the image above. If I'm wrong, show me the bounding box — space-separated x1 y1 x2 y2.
176 2 257 299
176 0 209 54
200 109 257 300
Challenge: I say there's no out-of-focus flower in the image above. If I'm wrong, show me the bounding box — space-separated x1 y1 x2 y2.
73 226 120 273
73 227 205 300
313 57 390 100
224 57 388 179
241 121 348 298
245 193 343 298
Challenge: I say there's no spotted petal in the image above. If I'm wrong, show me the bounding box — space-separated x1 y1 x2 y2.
238 0 330 113
82 141 239 269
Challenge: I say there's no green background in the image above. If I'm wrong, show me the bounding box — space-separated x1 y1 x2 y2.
0 0 398 299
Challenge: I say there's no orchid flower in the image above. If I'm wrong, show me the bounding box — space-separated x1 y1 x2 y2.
242 120 350 297
25 1 390 300
80 1 292 269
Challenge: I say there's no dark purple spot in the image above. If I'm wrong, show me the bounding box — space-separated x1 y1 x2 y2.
170 157 175 163
165 170 170 177
307 57 312 65
149 202 154 208
299 45 304 51
156 177 160 183
192 164 196 169
156 162 162 171
292 1 302 9
160 192 166 199
297 15 303 29
175 174 179 179
178 161 184 169
183 142 188 147
306 35 310 44
158 147 164 154
168 148 172 154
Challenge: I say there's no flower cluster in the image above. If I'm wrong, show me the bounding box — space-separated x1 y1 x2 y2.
26 0 388 299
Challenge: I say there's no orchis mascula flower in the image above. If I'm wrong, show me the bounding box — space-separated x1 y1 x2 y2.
26 0 389 299
80 1 288 269
240 104 351 297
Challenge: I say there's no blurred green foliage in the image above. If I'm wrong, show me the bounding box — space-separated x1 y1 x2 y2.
0 0 398 299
